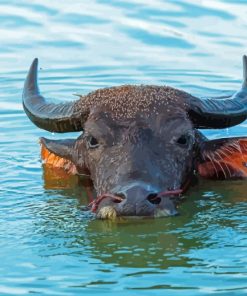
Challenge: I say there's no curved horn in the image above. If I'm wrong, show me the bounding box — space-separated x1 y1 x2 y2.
23 59 88 133
188 55 247 129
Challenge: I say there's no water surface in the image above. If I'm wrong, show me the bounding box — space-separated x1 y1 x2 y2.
0 0 247 295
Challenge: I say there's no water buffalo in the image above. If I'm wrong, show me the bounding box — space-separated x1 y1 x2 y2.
22 57 247 219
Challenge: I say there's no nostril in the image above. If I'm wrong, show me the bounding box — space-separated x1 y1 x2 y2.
147 193 161 205
112 193 126 203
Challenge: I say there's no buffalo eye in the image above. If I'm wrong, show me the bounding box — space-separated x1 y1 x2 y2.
87 136 99 149
176 134 192 147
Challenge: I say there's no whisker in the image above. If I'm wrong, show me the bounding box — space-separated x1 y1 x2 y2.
206 152 219 178
214 151 230 178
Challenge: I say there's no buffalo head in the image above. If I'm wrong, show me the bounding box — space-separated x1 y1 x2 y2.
23 57 247 219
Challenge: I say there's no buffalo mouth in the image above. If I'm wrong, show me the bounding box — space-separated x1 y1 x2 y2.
88 190 182 220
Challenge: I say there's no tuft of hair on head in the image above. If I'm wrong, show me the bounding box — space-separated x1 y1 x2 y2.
97 206 117 220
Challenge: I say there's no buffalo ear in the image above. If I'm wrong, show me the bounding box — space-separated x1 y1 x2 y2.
40 137 78 175
197 137 247 179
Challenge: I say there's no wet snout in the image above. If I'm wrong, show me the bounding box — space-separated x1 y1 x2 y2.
114 182 158 216
95 182 180 219
108 182 178 217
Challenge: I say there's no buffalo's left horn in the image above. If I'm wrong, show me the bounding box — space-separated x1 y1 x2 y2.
188 55 247 129
23 58 88 133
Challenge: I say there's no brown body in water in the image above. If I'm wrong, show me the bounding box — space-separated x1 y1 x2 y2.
23 57 247 219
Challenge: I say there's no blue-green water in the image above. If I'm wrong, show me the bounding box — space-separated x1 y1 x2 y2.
1 0 247 295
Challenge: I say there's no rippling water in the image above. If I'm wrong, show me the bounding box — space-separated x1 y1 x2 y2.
1 0 247 295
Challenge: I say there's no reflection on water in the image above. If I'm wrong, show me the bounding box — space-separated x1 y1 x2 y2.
1 0 247 295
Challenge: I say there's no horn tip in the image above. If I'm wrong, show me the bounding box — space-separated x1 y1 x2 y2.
242 54 247 88
23 58 40 98
31 58 39 71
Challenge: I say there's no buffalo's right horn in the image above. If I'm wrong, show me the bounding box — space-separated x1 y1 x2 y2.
23 58 88 133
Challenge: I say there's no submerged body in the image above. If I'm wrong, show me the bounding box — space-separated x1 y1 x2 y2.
23 57 247 218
